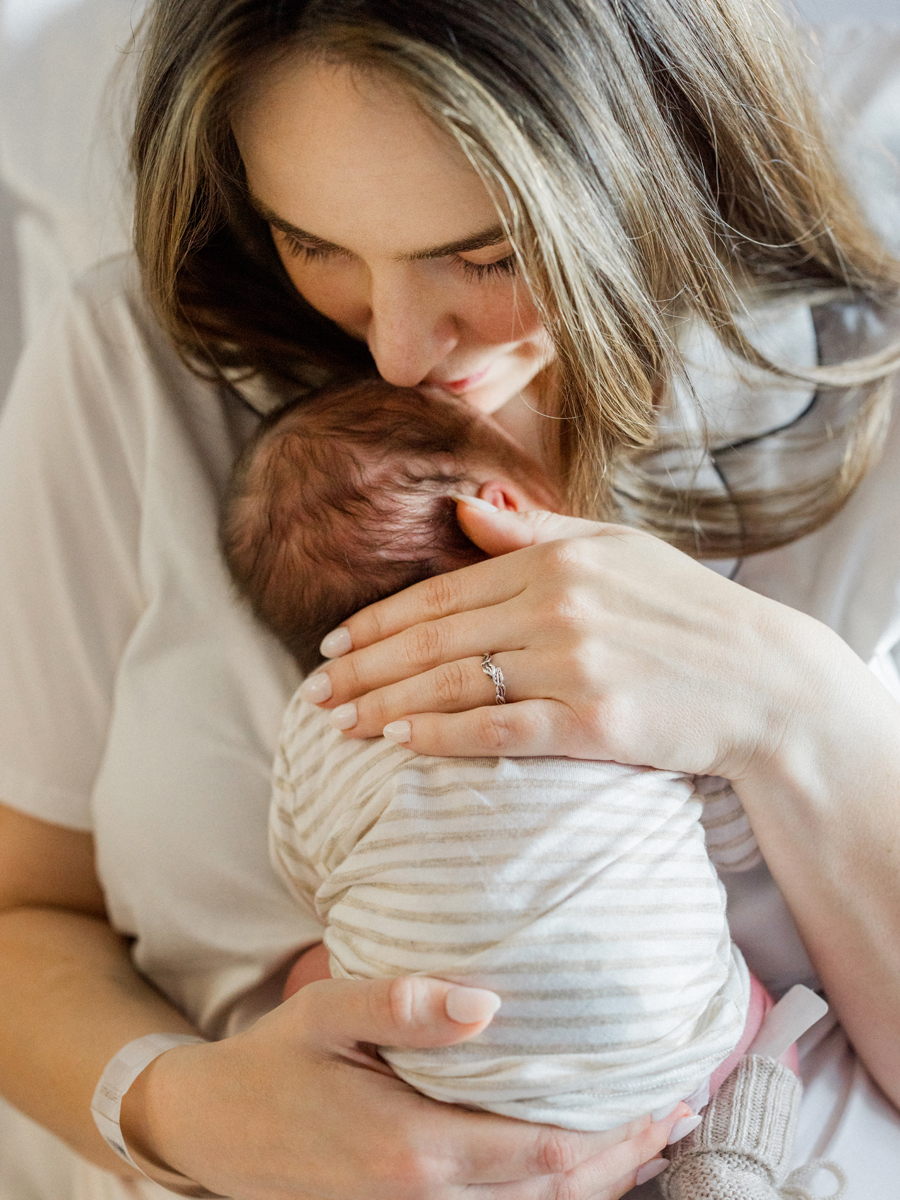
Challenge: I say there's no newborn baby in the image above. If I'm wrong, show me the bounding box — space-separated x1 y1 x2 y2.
223 380 813 1193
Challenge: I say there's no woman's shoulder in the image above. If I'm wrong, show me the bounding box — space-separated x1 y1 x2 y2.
62 254 294 418
64 253 157 338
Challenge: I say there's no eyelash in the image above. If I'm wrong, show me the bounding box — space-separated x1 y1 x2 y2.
281 236 338 262
279 233 517 280
459 255 518 280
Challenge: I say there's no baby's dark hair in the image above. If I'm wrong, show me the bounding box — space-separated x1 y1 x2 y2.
223 379 556 673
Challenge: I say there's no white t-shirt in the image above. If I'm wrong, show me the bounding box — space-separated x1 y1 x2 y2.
0 256 318 1038
0 257 899 1198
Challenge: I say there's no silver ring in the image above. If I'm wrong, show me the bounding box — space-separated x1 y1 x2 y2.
481 653 506 704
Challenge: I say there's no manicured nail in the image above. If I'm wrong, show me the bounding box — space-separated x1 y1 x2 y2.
667 1114 702 1145
651 1101 681 1122
299 672 332 703
635 1159 670 1186
445 986 501 1024
448 492 499 512
383 720 412 744
320 627 352 657
329 703 358 731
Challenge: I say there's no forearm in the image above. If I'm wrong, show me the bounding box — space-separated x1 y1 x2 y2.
0 905 197 1174
735 623 900 1105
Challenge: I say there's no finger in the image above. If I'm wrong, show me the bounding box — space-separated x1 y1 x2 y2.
334 653 526 738
381 700 582 759
323 602 531 707
295 975 502 1053
558 1120 675 1200
457 1107 687 1195
456 502 612 557
336 551 530 653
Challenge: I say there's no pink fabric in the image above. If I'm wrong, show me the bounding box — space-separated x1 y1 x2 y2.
708 974 799 1096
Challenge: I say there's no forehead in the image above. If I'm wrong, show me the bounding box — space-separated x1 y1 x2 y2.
232 55 501 254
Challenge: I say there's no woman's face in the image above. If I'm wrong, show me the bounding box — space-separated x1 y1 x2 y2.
234 57 554 419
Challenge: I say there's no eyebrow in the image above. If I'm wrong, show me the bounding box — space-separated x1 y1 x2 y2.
249 194 508 260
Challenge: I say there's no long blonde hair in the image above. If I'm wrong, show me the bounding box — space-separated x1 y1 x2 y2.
132 0 900 556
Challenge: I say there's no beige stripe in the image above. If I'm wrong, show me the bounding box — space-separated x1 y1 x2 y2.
329 937 719 980
329 916 729 956
337 893 725 925
320 854 713 886
320 875 723 895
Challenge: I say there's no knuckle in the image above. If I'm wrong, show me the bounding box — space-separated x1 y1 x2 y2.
335 652 366 697
474 706 513 751
421 569 463 614
538 587 596 635
433 660 468 706
368 1144 439 1194
361 686 393 725
405 620 445 669
385 976 416 1026
536 537 592 579
549 1176 581 1200
535 1129 581 1177
385 975 435 1029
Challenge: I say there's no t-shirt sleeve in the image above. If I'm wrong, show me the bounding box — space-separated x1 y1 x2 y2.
0 275 144 829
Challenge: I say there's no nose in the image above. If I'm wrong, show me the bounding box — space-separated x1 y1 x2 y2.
365 269 459 387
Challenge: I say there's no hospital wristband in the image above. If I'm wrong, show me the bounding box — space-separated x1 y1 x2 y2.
91 1032 224 1198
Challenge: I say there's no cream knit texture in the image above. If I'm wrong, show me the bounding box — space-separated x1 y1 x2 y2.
661 1056 801 1198
270 696 749 1131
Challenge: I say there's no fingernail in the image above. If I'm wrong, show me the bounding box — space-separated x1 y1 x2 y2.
651 1101 681 1122
299 672 332 703
667 1114 702 1145
320 627 352 657
445 986 502 1024
329 703 358 731
448 492 499 512
635 1159 670 1186
383 720 412 744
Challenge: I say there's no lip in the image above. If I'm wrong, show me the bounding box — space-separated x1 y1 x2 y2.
428 364 492 394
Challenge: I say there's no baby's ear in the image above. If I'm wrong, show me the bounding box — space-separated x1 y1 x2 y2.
477 479 530 512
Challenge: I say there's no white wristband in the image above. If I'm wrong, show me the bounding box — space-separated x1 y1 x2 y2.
91 1033 223 1198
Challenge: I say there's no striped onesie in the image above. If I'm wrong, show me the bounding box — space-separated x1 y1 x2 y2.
270 689 751 1131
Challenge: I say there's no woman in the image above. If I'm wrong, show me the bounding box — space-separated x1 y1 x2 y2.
0 1 898 1197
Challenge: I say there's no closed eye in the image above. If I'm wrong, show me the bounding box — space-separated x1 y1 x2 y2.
458 254 518 280
275 227 517 280
278 233 351 262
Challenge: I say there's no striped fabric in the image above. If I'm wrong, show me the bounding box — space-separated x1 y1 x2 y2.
696 777 763 873
270 692 749 1131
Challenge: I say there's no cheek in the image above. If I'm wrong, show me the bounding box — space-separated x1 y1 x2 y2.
465 282 545 346
277 248 367 332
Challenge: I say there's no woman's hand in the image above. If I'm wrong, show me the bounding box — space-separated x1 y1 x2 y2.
302 502 837 783
126 974 687 1199
283 941 332 998
300 503 900 1104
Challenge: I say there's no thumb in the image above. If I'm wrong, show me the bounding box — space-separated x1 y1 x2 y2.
455 497 607 556
297 975 502 1052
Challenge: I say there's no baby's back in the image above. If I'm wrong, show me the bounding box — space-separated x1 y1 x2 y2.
270 689 748 1131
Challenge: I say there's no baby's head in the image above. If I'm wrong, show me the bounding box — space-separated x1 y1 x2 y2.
223 379 560 673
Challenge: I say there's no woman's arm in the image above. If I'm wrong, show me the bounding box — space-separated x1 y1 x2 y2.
0 801 685 1199
307 504 900 1107
0 804 191 1176
735 655 900 1108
